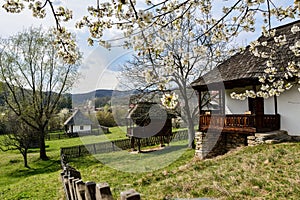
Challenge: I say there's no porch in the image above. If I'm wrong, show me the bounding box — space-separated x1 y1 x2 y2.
199 114 280 134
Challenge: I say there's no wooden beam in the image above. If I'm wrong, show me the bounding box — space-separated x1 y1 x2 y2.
221 89 225 115
274 95 278 115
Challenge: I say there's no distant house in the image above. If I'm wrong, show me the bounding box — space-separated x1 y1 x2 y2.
64 109 93 137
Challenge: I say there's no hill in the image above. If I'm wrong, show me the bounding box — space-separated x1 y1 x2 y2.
71 89 139 108
71 89 113 108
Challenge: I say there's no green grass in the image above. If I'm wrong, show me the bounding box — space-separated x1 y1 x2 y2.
0 127 128 200
69 142 300 199
1 129 300 199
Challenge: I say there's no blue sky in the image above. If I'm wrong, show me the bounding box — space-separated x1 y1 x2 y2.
0 0 296 93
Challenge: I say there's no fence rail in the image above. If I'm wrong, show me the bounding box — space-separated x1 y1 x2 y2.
61 130 188 159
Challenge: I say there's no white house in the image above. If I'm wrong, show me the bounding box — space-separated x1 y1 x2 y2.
64 109 93 136
192 20 300 136
191 20 300 159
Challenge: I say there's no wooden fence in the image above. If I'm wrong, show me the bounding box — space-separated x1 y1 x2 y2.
46 127 110 141
61 130 188 159
60 130 188 199
46 132 69 140
60 153 141 200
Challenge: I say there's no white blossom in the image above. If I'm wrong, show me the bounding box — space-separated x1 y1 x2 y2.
161 93 178 109
291 25 300 34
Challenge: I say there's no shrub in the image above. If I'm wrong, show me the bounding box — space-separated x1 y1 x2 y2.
96 110 117 127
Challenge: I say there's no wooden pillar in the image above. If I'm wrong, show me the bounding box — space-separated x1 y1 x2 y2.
255 97 264 132
198 90 202 114
274 95 278 115
220 88 225 115
198 90 202 131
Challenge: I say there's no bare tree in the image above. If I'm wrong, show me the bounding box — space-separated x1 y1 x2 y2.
0 113 34 168
0 27 81 160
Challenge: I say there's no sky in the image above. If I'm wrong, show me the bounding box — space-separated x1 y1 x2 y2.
0 0 295 94
0 0 130 94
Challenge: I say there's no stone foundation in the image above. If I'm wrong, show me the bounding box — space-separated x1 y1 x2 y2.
247 130 300 145
195 131 249 159
195 130 300 159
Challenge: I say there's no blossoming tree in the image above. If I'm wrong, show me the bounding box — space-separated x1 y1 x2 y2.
119 12 231 148
2 0 300 145
231 22 300 100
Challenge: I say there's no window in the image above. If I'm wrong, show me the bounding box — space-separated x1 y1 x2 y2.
80 126 84 130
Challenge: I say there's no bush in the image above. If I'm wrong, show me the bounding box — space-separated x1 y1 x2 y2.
96 110 117 127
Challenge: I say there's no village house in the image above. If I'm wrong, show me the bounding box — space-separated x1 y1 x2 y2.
64 109 93 137
192 20 300 159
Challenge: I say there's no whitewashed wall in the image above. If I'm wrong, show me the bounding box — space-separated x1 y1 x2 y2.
72 125 92 133
265 86 300 135
225 88 249 114
224 86 300 135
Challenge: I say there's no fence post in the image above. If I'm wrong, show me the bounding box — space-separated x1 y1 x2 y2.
71 178 80 200
120 189 141 200
93 143 96 154
63 174 71 200
85 181 96 200
95 183 113 200
112 142 115 151
68 177 76 200
75 180 86 200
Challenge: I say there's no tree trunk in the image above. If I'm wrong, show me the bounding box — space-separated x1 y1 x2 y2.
22 149 30 168
39 130 48 160
187 118 196 148
181 89 196 149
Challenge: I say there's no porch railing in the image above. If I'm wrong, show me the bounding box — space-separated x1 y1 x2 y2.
199 114 280 133
262 114 280 131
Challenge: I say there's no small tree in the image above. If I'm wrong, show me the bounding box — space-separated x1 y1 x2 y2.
0 27 81 160
0 113 34 168
96 105 117 127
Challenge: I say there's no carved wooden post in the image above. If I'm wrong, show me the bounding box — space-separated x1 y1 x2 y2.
63 174 71 200
120 189 141 200
72 178 80 200
95 183 113 200
68 177 76 200
85 181 96 200
75 180 86 200
61 171 70 200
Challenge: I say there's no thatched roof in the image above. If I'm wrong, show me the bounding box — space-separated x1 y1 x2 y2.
191 20 300 90
64 109 93 126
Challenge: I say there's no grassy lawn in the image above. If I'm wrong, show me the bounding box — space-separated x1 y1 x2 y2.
0 127 128 200
1 128 300 199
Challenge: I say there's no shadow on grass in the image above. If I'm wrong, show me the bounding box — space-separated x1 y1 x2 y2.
27 145 50 154
8 158 61 178
92 142 189 173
